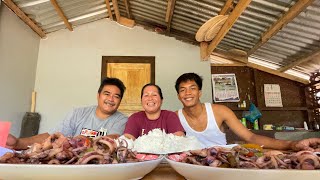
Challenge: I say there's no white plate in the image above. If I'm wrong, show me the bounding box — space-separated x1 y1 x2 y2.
214 144 238 149
0 157 163 180
166 158 320 180
136 144 239 155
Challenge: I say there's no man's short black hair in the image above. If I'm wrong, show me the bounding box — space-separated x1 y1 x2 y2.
98 77 126 99
175 72 203 93
141 83 163 100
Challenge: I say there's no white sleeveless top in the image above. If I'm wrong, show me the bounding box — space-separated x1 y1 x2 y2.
178 103 226 148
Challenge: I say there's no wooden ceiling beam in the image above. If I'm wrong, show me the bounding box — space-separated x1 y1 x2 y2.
248 0 315 55
212 49 248 64
105 0 113 20
111 0 135 27
219 0 234 15
50 0 73 31
165 0 176 32
207 0 252 55
123 0 132 19
119 17 135 28
247 62 309 84
111 0 120 22
200 42 209 61
278 49 320 72
210 59 309 84
3 0 46 38
211 63 246 67
211 50 308 84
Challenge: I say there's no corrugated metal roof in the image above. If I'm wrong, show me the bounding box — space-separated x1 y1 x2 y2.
4 0 320 82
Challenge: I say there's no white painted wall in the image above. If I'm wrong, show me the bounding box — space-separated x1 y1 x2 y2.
36 19 212 133
0 5 40 136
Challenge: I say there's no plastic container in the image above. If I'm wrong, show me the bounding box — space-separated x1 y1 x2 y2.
253 119 259 130
263 124 274 130
241 118 247 127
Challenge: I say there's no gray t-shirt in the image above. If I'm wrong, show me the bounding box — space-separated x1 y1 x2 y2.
50 105 128 137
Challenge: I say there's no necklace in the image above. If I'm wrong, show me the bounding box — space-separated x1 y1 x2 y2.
183 104 204 127
183 104 208 131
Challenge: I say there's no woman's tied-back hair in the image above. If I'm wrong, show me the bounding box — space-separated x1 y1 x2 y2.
98 77 126 99
141 83 163 100
175 72 203 93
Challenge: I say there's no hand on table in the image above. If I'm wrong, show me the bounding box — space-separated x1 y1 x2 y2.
291 138 320 152
5 134 17 149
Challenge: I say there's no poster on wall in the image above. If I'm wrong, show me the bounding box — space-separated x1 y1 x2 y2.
212 74 240 102
264 84 283 107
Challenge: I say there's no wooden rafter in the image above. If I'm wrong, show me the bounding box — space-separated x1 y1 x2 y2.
111 0 120 22
3 0 46 38
50 0 73 31
200 42 209 61
123 0 132 19
247 62 309 84
207 0 252 55
111 0 135 27
119 17 135 28
219 0 234 15
212 49 248 64
165 0 176 32
211 50 309 84
248 0 315 55
279 50 320 72
105 0 113 20
210 61 309 84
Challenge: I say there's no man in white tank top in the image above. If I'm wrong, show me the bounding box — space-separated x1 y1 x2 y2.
175 72 320 151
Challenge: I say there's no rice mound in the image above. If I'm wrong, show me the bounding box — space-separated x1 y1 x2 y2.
132 129 202 154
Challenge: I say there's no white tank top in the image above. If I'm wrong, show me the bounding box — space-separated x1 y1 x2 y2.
178 103 226 148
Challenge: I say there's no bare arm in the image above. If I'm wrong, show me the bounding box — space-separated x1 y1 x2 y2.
124 133 136 140
106 134 120 139
216 105 294 150
173 131 185 136
8 133 50 150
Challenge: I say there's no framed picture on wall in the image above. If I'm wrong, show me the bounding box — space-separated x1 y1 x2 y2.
212 74 240 102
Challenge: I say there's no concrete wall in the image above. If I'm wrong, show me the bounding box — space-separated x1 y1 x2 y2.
35 19 212 133
0 4 40 136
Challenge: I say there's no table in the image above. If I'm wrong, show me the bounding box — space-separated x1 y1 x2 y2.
143 163 185 180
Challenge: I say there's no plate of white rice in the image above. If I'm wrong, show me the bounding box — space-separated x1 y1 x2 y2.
131 129 203 154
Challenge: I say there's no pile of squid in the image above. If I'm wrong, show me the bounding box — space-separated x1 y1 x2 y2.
0 133 145 165
168 145 320 170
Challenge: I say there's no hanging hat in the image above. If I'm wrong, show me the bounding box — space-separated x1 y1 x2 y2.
204 15 228 41
195 15 228 42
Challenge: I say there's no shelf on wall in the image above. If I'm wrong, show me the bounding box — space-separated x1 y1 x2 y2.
229 107 308 111
229 107 249 111
259 107 308 111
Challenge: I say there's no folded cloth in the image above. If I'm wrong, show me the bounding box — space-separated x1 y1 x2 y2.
0 147 13 157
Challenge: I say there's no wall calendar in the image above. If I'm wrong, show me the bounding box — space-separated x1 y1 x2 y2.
264 84 283 107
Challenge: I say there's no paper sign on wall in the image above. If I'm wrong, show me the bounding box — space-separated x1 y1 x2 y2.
264 84 283 107
212 74 240 102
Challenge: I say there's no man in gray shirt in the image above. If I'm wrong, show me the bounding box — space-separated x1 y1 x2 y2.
6 77 128 150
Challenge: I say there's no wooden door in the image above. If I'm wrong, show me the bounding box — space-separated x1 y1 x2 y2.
102 56 155 116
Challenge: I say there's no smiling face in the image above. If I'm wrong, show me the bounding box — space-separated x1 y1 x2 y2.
96 85 122 118
177 80 202 108
141 85 163 114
